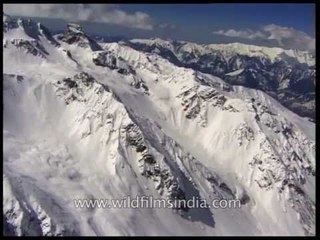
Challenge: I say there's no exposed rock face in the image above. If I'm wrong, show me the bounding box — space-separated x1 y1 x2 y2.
177 84 237 127
10 39 48 58
124 123 187 210
57 23 102 51
92 51 149 95
92 51 135 74
55 72 99 105
233 123 255 146
130 77 149 95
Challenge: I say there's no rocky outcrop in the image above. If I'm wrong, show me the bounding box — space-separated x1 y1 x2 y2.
92 51 135 75
177 84 235 127
57 23 102 51
55 72 99 105
233 123 255 146
124 123 187 210
10 39 48 58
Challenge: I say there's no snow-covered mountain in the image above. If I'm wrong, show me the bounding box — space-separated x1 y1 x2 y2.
3 15 316 236
125 38 315 120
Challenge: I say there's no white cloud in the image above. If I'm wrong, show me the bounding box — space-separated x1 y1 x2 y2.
213 29 266 40
263 24 315 52
3 4 154 30
213 24 315 52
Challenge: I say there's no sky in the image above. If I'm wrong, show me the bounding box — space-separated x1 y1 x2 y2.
3 3 315 52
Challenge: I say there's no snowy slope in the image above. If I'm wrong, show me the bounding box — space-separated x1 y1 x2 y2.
3 15 315 236
127 38 315 120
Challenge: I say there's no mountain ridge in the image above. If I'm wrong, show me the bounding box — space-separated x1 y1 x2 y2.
125 38 315 120
3 15 316 236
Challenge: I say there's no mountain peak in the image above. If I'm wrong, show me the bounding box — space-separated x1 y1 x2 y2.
66 23 84 34
3 15 59 47
57 22 102 51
